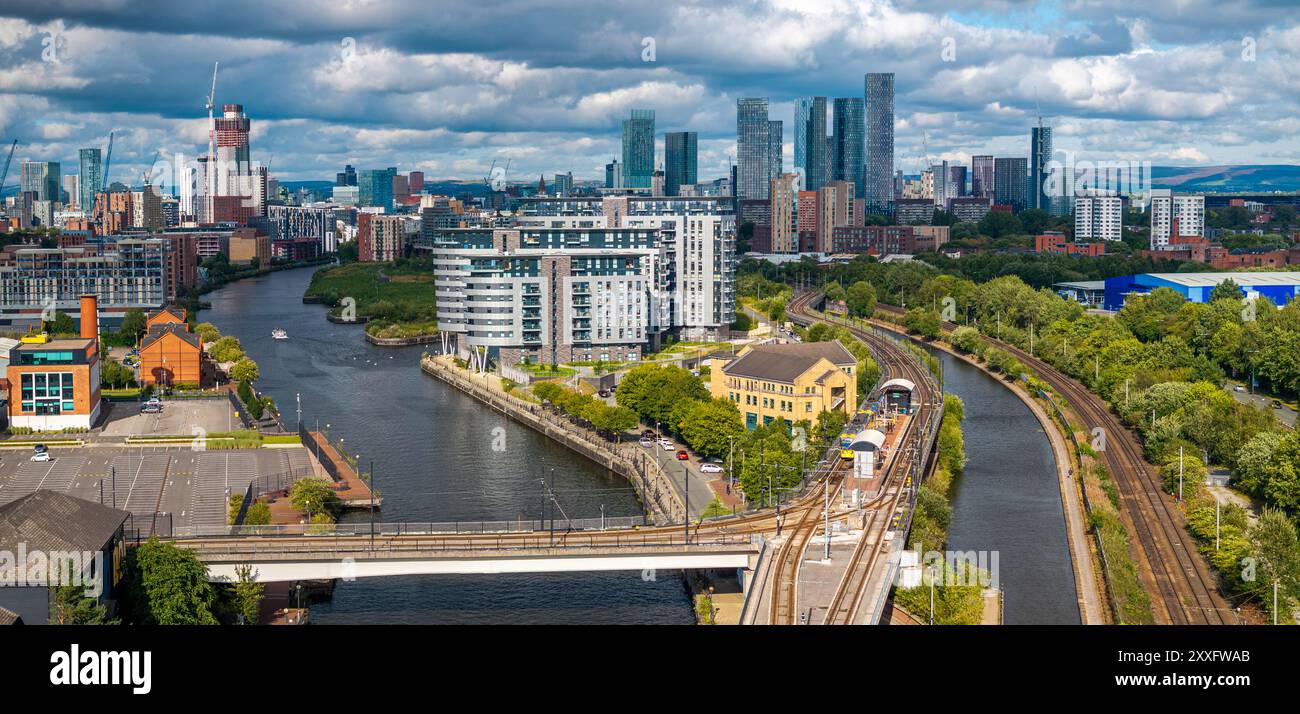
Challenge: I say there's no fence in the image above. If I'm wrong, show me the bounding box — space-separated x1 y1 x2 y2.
171 515 653 539
298 423 348 484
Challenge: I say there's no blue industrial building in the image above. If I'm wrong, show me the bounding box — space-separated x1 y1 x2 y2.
1103 272 1300 311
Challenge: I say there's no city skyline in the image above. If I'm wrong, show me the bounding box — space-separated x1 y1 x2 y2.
1 1 1299 185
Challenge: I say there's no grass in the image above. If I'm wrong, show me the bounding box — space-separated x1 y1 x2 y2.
305 260 438 332
518 363 576 377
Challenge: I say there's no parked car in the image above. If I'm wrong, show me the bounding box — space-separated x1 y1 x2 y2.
660 441 676 451
598 390 610 398
675 449 689 460
700 463 724 474
31 449 50 462
140 401 162 414
641 430 657 440
1233 385 1246 392
639 438 654 448
1272 399 1283 409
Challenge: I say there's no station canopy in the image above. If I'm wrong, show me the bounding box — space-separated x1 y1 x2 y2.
879 378 916 393
849 429 887 452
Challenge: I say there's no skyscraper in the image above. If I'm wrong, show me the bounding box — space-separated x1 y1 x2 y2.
1031 121 1053 212
20 162 60 202
793 98 812 183
664 131 697 197
737 98 771 201
864 73 894 215
78 149 102 212
621 109 655 190
971 155 995 199
803 97 828 193
993 157 1028 211
358 169 394 210
948 165 968 198
833 98 864 199
768 120 783 179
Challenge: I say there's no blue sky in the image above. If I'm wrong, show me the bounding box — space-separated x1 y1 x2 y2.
1 0 1297 184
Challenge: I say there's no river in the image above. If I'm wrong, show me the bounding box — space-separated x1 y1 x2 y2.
881 328 1081 624
201 266 691 624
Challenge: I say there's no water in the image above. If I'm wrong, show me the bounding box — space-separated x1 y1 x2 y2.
912 338 1081 624
201 266 691 624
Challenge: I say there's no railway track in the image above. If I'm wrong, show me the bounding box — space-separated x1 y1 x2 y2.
871 303 1231 624
783 292 941 625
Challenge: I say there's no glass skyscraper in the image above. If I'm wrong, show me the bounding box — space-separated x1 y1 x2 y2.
803 98 828 193
621 109 655 190
736 98 771 201
78 149 101 213
1031 123 1053 211
865 73 894 215
768 120 783 179
358 169 394 210
664 131 697 197
994 157 1028 212
793 98 811 183
833 97 864 198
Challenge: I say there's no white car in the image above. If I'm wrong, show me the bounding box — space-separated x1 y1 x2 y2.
1233 385 1246 392
31 451 50 462
660 441 676 451
700 463 724 474
639 438 654 448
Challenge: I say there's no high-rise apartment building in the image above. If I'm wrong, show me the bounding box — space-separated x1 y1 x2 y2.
1073 195 1123 242
737 98 771 201
971 155 995 199
793 98 811 183
357 169 394 210
1031 122 1053 212
802 97 828 193
1148 189 1205 250
78 149 101 212
833 98 864 199
621 109 655 190
768 120 783 179
664 131 697 197
20 162 60 202
994 157 1029 211
770 173 797 253
864 73 894 215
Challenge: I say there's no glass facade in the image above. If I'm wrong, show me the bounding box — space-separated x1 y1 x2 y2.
833 97 864 198
19 372 76 414
994 157 1029 211
803 97 828 192
736 98 771 201
621 109 655 190
357 169 394 210
865 73 894 215
664 131 697 197
79 149 102 213
1031 124 1053 211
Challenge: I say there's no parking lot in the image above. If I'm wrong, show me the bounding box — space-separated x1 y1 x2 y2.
99 398 241 438
0 444 315 535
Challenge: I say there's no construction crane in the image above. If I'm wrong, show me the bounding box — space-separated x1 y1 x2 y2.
205 61 219 223
0 139 16 207
93 131 114 236
102 131 114 192
140 148 161 189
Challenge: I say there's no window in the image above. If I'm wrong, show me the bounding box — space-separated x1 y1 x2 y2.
19 371 74 414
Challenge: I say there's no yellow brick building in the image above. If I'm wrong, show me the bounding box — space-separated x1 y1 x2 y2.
712 340 857 430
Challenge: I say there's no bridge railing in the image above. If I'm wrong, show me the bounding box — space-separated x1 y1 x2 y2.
170 514 652 539
178 533 760 555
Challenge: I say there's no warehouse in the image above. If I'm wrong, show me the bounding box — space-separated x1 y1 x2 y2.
1102 272 1300 311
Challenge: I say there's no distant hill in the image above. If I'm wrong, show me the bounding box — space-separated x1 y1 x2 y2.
279 179 489 198
1150 165 1300 193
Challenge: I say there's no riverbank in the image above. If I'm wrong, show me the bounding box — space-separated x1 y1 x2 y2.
859 313 1106 624
420 354 687 524
303 260 438 342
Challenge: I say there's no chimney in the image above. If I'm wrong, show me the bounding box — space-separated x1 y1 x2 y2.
79 294 99 342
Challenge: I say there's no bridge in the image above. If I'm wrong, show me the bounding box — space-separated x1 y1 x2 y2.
166 294 943 623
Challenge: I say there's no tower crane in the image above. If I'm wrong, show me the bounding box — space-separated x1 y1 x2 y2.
0 139 17 202
205 61 219 222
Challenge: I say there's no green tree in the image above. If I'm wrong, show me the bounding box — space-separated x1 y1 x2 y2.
127 538 219 625
229 357 260 384
903 308 941 339
1209 279 1243 303
949 326 983 355
845 281 878 317
47 310 77 335
977 211 1022 239
195 322 222 343
290 478 342 520
1247 508 1300 621
232 565 264 625
209 336 244 363
678 398 744 459
49 559 116 624
120 308 148 340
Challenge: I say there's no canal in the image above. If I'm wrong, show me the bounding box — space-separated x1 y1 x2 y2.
202 266 692 624
882 328 1081 624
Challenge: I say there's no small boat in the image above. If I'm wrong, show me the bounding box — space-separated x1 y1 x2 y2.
271 328 288 340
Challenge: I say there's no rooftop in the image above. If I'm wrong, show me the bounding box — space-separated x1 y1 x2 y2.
1137 272 1300 287
0 491 129 554
722 340 856 384
12 338 94 352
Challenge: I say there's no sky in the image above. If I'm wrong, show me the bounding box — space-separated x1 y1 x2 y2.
1 0 1298 185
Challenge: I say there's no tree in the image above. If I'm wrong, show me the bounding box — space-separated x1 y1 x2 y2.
229 357 260 384
209 336 244 363
1209 279 1243 304
126 538 218 625
236 380 254 405
949 326 983 355
195 322 222 343
977 211 1022 239
49 559 116 624
290 478 342 520
903 308 941 338
845 281 878 317
232 565 264 625
120 308 148 340
1247 508 1300 621
678 399 744 459
47 310 77 336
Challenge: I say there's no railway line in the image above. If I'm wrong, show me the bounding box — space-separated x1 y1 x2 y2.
871 303 1231 625
783 291 942 625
